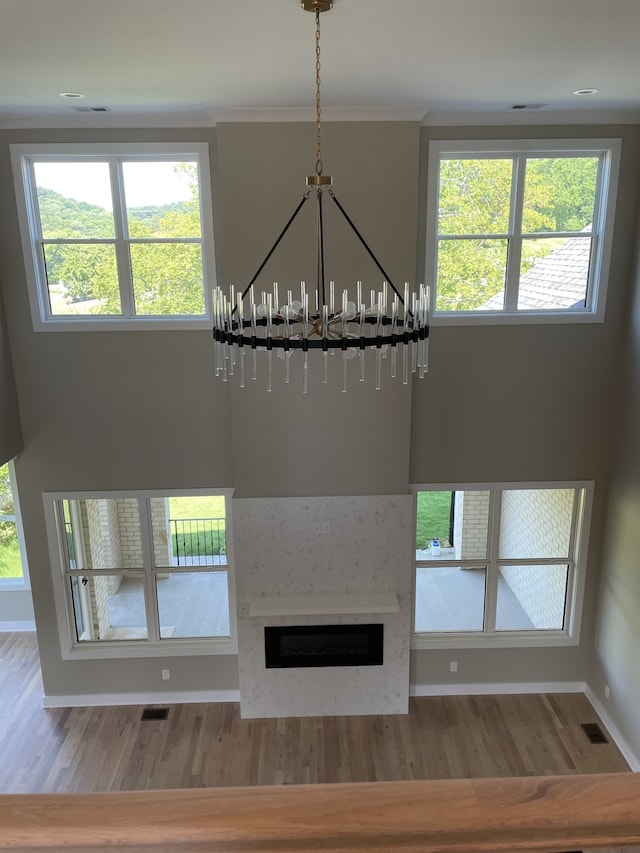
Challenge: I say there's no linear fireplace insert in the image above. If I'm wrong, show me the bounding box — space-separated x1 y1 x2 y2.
264 623 384 668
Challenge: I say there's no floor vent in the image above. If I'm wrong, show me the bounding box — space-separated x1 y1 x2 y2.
580 722 608 744
140 707 169 722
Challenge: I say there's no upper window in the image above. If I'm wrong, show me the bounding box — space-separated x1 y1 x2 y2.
425 139 620 324
413 484 591 647
11 143 216 330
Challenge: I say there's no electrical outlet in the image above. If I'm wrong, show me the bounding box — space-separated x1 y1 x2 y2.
322 520 330 534
604 684 610 699
449 661 458 673
161 669 170 681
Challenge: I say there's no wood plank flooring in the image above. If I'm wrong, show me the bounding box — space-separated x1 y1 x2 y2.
0 631 630 796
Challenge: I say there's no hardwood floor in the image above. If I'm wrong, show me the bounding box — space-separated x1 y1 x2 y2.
0 631 630 796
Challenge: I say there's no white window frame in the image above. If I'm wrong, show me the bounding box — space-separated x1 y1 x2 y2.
0 460 30 590
10 142 217 332
425 138 621 325
411 481 592 649
43 488 236 659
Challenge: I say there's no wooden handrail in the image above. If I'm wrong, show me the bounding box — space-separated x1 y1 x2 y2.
0 773 639 852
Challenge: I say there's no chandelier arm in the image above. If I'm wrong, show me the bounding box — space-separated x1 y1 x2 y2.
316 189 327 309
235 192 311 312
328 189 410 313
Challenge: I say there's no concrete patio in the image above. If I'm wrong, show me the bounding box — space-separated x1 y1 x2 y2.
415 566 535 632
105 570 230 639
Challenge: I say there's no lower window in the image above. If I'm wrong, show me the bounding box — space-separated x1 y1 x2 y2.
0 461 29 586
413 484 590 645
48 491 233 653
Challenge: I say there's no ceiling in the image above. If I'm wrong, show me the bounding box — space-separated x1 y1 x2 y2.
2 0 640 128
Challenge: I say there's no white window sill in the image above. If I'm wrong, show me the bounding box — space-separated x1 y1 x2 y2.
61 637 237 660
33 317 212 332
432 310 602 327
0 579 30 591
412 630 578 650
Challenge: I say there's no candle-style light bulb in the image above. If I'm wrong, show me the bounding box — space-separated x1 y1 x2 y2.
239 350 245 389
322 304 328 383
402 339 409 385
251 303 257 381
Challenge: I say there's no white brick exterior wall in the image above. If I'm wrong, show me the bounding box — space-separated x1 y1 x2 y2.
76 497 172 639
115 499 143 568
499 489 574 629
85 499 124 638
499 489 573 559
150 497 171 566
454 491 490 560
79 501 91 568
499 563 568 628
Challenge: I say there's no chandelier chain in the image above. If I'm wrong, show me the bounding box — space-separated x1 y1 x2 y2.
315 7 323 176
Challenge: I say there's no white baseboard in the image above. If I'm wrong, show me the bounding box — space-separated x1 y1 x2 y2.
410 681 586 697
42 689 241 708
0 621 36 632
584 685 640 772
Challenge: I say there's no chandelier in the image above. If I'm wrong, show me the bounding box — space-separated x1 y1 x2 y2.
212 0 430 393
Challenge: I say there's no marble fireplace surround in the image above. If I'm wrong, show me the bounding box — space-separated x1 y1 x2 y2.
233 496 412 719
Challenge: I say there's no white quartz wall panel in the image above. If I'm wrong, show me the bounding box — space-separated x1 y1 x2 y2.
234 496 412 718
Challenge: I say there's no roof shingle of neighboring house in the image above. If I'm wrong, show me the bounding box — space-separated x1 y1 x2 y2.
481 233 591 311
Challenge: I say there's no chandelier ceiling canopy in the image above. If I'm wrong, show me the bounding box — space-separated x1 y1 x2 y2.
212 0 430 393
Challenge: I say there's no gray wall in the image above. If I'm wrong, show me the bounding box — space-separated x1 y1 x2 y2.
0 120 638 716
216 123 417 498
410 125 639 695
0 122 417 696
588 179 640 761
0 129 236 693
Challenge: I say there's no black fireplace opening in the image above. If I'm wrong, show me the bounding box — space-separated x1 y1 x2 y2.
264 623 384 669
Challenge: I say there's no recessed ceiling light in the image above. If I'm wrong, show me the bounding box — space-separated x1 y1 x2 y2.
573 88 599 96
58 92 86 99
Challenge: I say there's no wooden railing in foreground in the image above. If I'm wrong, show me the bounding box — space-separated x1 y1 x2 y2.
0 772 639 852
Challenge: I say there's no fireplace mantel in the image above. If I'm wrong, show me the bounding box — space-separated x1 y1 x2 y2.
248 593 399 617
